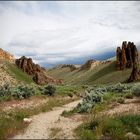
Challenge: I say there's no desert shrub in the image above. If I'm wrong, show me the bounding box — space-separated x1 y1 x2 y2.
74 83 136 113
0 84 12 97
76 90 104 113
102 119 125 139
41 85 56 96
105 83 130 93
124 93 133 99
67 93 73 98
132 86 140 97
117 97 125 104
82 85 89 89
12 85 35 99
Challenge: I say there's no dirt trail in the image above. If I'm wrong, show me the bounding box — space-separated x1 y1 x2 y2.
12 100 83 139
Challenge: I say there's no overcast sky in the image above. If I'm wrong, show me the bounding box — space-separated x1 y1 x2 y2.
0 1 140 67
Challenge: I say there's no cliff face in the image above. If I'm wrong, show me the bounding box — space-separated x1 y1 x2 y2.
0 48 15 63
116 41 139 70
15 56 63 85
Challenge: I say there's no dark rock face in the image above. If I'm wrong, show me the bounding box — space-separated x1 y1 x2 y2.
116 41 139 70
16 56 63 85
128 63 140 82
16 56 42 75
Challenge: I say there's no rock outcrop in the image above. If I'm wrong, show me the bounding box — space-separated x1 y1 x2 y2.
16 56 63 85
15 56 42 75
0 48 15 63
80 59 111 70
116 41 139 70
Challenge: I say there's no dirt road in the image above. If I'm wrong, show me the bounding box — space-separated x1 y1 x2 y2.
12 100 83 139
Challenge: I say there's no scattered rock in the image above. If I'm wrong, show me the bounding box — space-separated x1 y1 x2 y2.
125 132 137 139
23 118 32 124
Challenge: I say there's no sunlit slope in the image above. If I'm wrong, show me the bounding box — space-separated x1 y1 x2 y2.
5 61 34 84
47 61 132 85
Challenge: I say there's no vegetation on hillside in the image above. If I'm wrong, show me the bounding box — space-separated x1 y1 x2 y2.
5 61 34 84
61 83 140 139
47 61 132 85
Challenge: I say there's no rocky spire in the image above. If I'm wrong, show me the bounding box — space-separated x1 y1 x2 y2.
116 41 139 70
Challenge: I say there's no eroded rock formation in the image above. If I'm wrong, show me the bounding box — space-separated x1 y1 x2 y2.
16 56 42 75
116 41 139 70
0 48 15 63
16 56 63 85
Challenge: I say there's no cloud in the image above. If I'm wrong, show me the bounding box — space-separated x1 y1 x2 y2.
0 1 140 67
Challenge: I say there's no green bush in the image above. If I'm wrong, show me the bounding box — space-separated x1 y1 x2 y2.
12 85 35 99
74 83 135 113
41 85 56 96
117 97 125 104
124 93 133 99
132 86 140 97
67 93 73 98
76 90 104 113
102 119 125 139
0 84 12 97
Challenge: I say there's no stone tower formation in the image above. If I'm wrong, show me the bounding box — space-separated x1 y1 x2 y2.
116 41 140 82
116 41 139 70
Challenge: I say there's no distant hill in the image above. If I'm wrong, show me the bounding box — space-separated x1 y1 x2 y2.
46 59 132 85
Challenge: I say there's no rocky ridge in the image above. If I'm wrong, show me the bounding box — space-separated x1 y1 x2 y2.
55 60 110 71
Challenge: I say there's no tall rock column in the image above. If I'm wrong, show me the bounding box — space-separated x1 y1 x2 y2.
116 47 122 70
128 44 140 82
121 41 127 70
116 41 138 70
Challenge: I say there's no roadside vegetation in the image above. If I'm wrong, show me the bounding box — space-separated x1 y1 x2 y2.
0 84 84 102
0 83 83 139
61 83 140 139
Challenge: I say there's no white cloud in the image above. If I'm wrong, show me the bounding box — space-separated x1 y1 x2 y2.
0 1 140 66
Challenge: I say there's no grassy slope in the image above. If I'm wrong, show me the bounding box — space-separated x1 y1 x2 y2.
5 61 34 84
46 61 132 85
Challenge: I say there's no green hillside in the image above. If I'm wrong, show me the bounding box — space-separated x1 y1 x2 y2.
46 61 132 85
5 61 34 84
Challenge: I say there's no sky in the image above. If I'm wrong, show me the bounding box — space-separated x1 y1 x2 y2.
0 1 140 67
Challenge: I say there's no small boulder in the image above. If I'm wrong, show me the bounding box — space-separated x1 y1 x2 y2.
125 132 137 139
23 118 32 124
